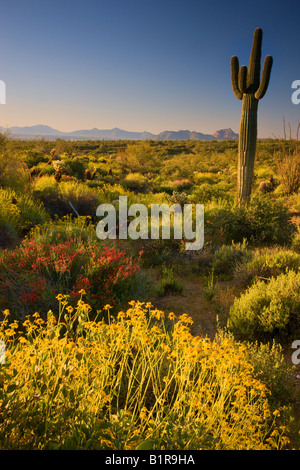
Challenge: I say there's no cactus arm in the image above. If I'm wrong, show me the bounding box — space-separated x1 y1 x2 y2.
255 55 273 100
246 28 262 91
231 56 243 100
238 65 248 94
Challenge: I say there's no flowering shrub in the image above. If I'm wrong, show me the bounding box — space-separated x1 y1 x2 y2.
0 299 290 449
0 238 140 321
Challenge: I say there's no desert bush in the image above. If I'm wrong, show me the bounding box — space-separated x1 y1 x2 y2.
32 177 101 218
121 142 158 173
292 227 300 253
245 339 295 409
122 172 149 193
193 172 219 185
169 179 193 191
160 153 201 180
211 240 250 279
137 238 182 268
191 182 234 204
30 160 55 177
0 300 290 449
203 269 218 301
233 248 300 288
0 188 49 238
28 215 97 245
167 190 190 206
0 137 31 192
227 270 300 343
22 149 50 168
274 144 300 195
63 156 89 180
156 265 184 296
205 195 295 248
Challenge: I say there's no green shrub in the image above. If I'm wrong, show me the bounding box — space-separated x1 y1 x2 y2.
22 149 49 167
122 172 149 193
211 240 250 279
193 172 218 185
292 227 300 253
215 329 295 411
234 248 300 288
191 183 234 204
246 340 295 409
156 265 184 296
30 160 55 177
0 146 31 192
28 215 97 245
63 156 89 180
0 188 49 238
203 269 218 301
121 142 158 173
33 177 101 218
227 270 300 343
205 195 295 248
169 179 193 191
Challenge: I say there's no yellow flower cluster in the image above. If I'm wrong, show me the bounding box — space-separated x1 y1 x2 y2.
0 299 290 450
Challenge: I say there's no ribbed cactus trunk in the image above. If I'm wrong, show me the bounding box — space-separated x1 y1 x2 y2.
231 28 273 204
238 94 258 202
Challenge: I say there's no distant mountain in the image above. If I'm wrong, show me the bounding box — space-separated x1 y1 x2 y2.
6 124 64 136
212 128 238 140
154 129 225 141
0 125 238 141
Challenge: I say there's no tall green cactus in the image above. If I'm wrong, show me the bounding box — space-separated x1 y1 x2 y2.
231 28 273 204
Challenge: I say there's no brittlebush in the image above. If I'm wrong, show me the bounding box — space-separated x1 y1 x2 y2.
0 295 290 450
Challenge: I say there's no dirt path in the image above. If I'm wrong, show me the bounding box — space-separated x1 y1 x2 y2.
146 271 236 339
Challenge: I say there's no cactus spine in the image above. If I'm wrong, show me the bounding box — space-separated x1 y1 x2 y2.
231 28 273 204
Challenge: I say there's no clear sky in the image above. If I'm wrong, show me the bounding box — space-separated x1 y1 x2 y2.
1 0 300 138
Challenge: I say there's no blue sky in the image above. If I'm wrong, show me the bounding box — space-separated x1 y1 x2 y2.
1 0 299 137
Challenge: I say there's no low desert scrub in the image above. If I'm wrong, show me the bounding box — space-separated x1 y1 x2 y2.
0 187 49 241
211 240 250 279
205 195 295 248
292 227 300 253
233 247 300 288
156 265 184 296
274 124 300 195
228 270 300 343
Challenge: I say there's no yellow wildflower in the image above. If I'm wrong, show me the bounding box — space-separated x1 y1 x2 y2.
168 312 176 321
103 304 113 310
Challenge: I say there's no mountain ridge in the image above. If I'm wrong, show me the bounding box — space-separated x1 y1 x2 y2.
0 125 238 141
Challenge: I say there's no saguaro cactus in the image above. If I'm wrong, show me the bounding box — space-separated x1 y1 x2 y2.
231 28 273 204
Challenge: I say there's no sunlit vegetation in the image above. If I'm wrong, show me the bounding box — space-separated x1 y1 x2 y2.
0 133 300 449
